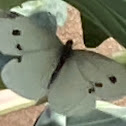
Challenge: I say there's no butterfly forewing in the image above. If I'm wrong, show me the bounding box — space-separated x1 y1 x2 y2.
73 50 126 100
0 11 62 56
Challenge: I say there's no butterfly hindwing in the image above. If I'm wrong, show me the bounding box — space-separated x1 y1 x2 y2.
48 57 96 116
1 49 59 100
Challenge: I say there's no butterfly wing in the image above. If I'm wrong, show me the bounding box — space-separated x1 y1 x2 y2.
48 57 96 116
0 11 62 100
1 49 60 100
0 11 62 56
48 49 126 116
73 50 126 100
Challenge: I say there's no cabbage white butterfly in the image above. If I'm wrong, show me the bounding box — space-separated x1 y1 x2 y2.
0 11 126 116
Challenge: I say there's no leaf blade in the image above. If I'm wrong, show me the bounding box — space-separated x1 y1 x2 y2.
64 0 126 47
0 0 27 10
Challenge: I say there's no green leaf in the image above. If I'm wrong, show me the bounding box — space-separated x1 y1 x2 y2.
64 0 126 47
0 0 27 10
112 51 126 66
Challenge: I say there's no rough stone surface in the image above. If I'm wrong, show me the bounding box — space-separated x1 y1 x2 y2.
57 4 85 49
0 105 45 126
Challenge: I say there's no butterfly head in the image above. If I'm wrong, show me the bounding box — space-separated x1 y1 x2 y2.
66 40 73 47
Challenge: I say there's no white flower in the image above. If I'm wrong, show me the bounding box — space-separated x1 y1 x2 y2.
11 0 67 26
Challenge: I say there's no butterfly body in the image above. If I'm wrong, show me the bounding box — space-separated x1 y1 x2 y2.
48 40 73 88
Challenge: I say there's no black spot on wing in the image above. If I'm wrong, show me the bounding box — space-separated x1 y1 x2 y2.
12 29 21 36
95 82 103 87
16 44 22 51
88 87 95 94
108 76 117 84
